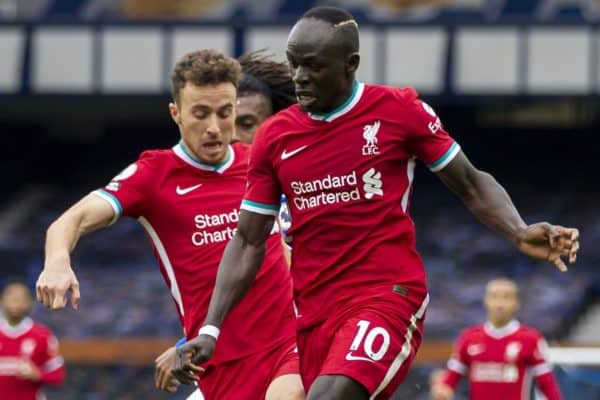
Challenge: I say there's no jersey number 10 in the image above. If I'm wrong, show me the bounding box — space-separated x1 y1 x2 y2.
349 320 391 362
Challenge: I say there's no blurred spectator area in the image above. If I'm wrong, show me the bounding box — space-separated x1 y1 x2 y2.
1 0 600 20
88 0 236 20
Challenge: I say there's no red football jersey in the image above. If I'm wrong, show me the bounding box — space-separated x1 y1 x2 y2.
94 142 296 364
442 320 562 400
0 317 65 400
242 82 459 329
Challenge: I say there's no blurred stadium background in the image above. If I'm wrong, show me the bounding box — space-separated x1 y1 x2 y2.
1 0 599 398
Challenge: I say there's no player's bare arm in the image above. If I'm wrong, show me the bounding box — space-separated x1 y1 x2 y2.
172 210 274 384
436 151 579 271
37 194 115 310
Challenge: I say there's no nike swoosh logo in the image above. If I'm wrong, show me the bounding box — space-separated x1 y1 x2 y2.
345 352 374 363
176 184 202 195
281 145 308 160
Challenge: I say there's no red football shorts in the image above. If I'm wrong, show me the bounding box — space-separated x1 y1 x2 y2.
198 337 299 400
297 285 428 399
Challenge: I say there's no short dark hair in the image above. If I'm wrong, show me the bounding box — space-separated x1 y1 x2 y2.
301 6 355 25
300 6 359 54
237 50 296 114
171 49 242 104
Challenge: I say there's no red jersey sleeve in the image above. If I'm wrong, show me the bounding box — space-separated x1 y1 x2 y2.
398 88 461 172
442 330 470 389
528 335 553 375
528 335 562 399
241 122 281 216
92 151 155 222
37 333 65 386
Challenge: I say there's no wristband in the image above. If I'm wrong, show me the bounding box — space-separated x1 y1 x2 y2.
198 325 220 340
175 337 186 348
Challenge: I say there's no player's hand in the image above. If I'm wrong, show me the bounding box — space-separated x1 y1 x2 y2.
36 259 81 310
171 335 214 385
154 346 180 392
515 223 579 272
16 359 41 382
430 383 454 400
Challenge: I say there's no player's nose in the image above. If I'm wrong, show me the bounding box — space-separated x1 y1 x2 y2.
293 66 310 86
205 115 220 135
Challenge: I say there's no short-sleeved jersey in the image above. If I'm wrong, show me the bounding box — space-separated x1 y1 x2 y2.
241 82 459 329
93 142 296 364
444 320 556 400
0 317 65 400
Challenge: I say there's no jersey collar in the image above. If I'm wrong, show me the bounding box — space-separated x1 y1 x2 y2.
308 80 365 123
172 141 235 174
484 319 520 339
0 316 34 338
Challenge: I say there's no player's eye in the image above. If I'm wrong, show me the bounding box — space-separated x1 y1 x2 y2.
241 122 256 131
194 112 207 119
309 63 322 71
218 109 232 119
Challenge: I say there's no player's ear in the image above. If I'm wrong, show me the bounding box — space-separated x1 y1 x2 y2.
346 52 360 75
169 102 181 125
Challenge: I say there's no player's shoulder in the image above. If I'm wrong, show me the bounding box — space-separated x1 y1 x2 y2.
258 105 305 137
364 83 419 104
516 324 544 341
250 107 296 149
136 148 174 164
30 321 55 338
109 148 172 176
361 84 434 125
125 148 179 177
231 141 252 161
458 324 486 341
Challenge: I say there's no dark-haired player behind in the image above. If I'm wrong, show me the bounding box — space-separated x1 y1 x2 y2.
173 6 579 400
234 50 296 241
234 50 297 144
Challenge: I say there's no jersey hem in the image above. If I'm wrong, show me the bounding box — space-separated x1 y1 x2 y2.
428 141 461 172
532 363 553 377
240 200 280 216
448 358 467 375
92 189 122 225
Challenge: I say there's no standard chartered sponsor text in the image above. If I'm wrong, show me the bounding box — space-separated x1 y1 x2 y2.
195 209 239 228
291 171 361 210
192 209 239 246
192 208 278 246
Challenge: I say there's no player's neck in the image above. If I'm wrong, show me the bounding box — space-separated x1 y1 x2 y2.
487 318 516 330
484 319 519 339
3 315 25 327
179 140 229 167
320 79 357 115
